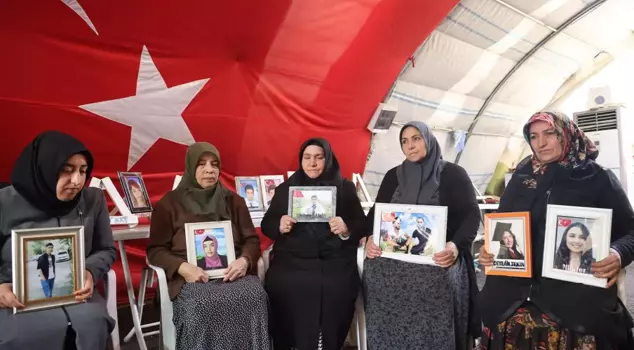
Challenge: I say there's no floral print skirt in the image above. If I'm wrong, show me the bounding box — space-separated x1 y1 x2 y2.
478 306 599 350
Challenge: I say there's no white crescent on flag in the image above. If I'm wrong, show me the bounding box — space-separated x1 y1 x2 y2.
61 0 98 35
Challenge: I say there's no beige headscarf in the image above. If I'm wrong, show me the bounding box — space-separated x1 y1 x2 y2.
175 142 231 219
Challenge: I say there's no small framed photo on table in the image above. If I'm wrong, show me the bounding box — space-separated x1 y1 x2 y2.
484 212 532 278
259 175 285 210
185 221 236 279
11 226 86 314
372 203 448 266
542 205 612 288
235 176 263 212
117 171 152 213
288 186 337 222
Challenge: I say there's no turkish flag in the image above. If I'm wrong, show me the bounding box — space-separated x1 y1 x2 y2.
0 0 458 303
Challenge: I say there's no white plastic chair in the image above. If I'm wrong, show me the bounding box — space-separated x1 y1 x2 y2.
104 269 121 350
617 269 627 304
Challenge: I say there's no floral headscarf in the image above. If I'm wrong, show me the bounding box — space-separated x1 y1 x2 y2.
522 111 598 177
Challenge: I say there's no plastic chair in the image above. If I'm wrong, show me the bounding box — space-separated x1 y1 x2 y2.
617 269 627 304
355 246 367 350
104 269 121 350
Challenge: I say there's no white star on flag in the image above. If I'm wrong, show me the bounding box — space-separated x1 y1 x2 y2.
80 46 208 170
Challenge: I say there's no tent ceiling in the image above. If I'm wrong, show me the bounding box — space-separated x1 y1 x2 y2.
364 0 634 195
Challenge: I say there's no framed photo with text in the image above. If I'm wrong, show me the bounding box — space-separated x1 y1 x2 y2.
11 226 86 314
543 205 612 288
372 203 448 266
185 221 236 279
117 171 152 213
484 212 532 278
288 186 337 222
259 175 285 210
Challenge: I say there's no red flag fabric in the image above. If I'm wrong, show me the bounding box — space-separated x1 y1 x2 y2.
0 0 458 303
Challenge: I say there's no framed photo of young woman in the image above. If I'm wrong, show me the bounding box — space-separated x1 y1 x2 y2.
117 171 152 213
11 226 86 314
372 203 448 266
184 221 236 279
288 186 337 222
542 205 612 288
484 212 532 278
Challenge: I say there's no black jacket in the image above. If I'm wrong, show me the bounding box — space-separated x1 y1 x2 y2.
478 159 634 345
36 253 56 279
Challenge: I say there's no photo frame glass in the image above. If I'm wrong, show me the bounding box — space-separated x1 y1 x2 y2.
117 171 152 213
543 205 612 288
259 175 285 210
12 226 85 314
372 203 448 266
235 176 263 212
185 221 236 279
484 212 532 278
288 186 337 222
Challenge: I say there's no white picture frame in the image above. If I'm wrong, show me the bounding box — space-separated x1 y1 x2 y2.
372 203 448 266
288 186 337 222
542 204 612 288
259 175 285 210
12 226 86 314
235 176 264 212
184 221 236 279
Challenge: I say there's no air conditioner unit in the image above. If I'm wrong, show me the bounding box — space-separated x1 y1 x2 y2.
367 103 398 133
573 106 634 203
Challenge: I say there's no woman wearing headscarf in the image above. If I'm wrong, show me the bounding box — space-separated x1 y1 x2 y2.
478 111 634 349
196 234 228 269
364 121 481 349
0 131 117 350
146 142 269 350
261 138 367 350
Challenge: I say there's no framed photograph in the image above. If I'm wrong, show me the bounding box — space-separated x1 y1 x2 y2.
185 221 236 279
117 171 152 213
11 226 86 314
235 176 263 212
484 212 532 278
543 205 612 288
259 175 285 210
288 186 337 222
372 203 448 266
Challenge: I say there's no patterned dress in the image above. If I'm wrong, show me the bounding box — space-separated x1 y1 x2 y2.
172 275 270 350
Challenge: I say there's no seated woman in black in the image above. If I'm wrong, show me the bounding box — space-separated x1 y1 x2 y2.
261 138 366 350
478 111 634 349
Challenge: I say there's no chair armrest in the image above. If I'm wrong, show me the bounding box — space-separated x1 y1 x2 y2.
357 246 365 277
262 245 273 272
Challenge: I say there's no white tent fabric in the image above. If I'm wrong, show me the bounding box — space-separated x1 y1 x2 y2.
363 0 634 196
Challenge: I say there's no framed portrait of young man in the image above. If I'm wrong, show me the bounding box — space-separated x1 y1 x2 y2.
11 226 86 314
117 171 152 214
184 221 236 279
259 175 285 211
542 204 612 288
484 212 532 278
288 186 337 223
235 176 264 212
371 203 448 266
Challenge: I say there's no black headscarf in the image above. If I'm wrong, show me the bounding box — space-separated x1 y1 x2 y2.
287 138 343 187
11 131 94 217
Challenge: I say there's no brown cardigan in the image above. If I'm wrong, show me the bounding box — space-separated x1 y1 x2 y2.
146 189 261 300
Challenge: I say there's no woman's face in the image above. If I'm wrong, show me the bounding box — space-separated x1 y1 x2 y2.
131 185 144 200
401 126 427 162
565 226 587 253
56 154 88 201
195 153 220 189
502 231 514 248
528 120 563 164
203 239 216 257
302 145 325 179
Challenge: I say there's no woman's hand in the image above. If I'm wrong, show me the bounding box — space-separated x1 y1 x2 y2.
73 270 94 301
329 216 348 236
365 238 382 259
433 242 459 268
478 245 494 267
0 283 24 309
224 257 249 282
178 262 209 283
279 215 297 234
592 251 621 288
